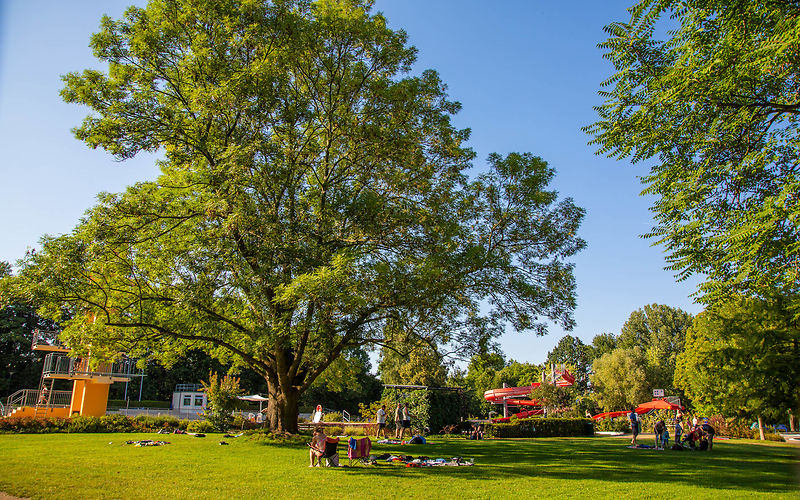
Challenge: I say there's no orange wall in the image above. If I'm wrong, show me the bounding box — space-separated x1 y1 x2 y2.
7 407 70 418
69 379 111 417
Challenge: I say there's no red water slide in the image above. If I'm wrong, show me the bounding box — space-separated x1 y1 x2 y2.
482 369 576 405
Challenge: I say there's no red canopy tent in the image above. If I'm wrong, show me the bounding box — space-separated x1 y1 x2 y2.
592 399 684 419
636 399 684 411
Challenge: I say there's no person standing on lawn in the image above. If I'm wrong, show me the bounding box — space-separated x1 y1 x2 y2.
376 404 388 438
674 418 683 444
654 419 666 449
629 408 639 446
394 403 402 438
400 403 412 440
701 418 716 451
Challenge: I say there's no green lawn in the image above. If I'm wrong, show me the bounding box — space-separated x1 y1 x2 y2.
0 433 797 499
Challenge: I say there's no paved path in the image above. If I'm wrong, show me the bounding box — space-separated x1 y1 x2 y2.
0 493 27 500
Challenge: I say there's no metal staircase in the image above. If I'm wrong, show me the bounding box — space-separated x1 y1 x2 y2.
4 388 72 417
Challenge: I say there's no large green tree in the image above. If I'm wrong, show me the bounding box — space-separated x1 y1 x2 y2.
618 304 692 392
589 332 617 360
546 334 591 392
590 347 654 411
1 0 584 432
586 0 800 309
675 297 800 433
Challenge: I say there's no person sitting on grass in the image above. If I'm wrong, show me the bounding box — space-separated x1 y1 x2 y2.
309 427 327 467
685 425 706 450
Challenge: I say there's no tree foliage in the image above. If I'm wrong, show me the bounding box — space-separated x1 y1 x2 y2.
589 332 617 360
618 304 693 392
546 334 591 392
675 297 800 422
586 0 800 309
378 344 448 387
201 371 243 431
0 0 584 432
590 347 653 411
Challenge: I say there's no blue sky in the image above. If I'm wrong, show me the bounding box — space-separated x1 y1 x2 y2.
0 1 703 365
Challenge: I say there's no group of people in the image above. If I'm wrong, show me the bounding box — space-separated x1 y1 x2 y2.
375 403 413 439
630 409 715 451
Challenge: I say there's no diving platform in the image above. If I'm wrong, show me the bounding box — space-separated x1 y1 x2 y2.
3 328 144 419
31 329 70 352
42 352 141 383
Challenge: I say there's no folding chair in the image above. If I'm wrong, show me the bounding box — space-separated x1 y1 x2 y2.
320 437 340 467
347 437 372 466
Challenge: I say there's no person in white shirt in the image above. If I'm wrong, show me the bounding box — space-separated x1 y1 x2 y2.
400 403 412 439
376 404 388 438
312 404 323 423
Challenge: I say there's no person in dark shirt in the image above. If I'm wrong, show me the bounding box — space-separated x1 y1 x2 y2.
701 418 715 450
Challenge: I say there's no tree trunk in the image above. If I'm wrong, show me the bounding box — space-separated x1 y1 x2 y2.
757 415 765 440
790 412 797 432
264 372 300 433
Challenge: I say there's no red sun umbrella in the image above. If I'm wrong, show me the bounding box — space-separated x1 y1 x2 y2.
636 399 684 412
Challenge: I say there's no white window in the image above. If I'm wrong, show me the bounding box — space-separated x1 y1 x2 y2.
183 395 191 406
194 395 204 407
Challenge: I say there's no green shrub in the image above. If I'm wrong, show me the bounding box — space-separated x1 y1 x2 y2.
98 414 136 432
67 416 105 433
131 415 187 432
231 415 263 430
595 417 631 433
485 418 594 438
187 420 217 433
0 417 70 434
201 371 243 431
322 411 342 423
0 415 191 434
343 426 364 436
246 430 307 446
326 426 343 435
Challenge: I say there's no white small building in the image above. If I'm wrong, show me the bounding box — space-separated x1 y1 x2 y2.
172 383 206 417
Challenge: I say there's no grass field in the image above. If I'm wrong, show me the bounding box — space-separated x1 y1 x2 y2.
0 433 797 499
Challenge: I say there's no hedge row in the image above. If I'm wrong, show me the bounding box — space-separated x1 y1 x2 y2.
0 414 209 434
485 418 594 438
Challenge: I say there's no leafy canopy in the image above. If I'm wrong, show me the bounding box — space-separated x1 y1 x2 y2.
586 0 800 309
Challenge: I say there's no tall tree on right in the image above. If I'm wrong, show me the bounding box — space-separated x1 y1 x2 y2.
676 297 800 435
586 1 800 309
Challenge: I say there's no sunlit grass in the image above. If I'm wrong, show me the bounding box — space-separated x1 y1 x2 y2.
0 433 796 499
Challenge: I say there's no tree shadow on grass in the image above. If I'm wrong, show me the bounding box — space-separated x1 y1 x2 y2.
330 437 799 495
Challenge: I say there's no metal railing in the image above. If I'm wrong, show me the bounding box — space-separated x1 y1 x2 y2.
175 383 203 392
31 329 68 350
42 353 142 379
5 389 72 415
